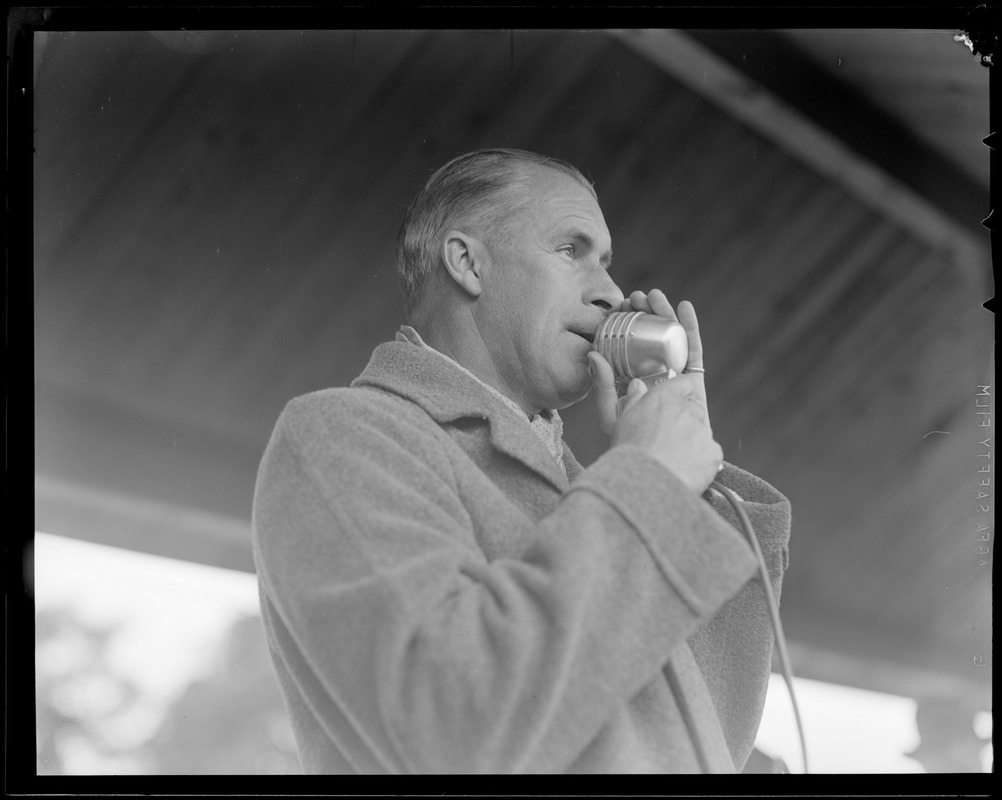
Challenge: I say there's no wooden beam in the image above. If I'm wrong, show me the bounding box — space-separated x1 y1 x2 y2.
31 377 992 702
35 470 991 706
34 380 263 522
612 29 990 287
33 380 264 571
778 594 991 707
784 639 991 711
34 473 255 573
34 473 990 705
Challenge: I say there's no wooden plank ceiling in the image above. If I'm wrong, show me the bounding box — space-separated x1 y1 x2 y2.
33 29 992 700
782 28 990 187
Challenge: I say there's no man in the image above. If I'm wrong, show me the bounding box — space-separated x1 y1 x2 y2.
252 148 791 774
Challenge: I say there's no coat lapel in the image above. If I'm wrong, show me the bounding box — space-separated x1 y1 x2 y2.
352 341 570 493
561 443 585 483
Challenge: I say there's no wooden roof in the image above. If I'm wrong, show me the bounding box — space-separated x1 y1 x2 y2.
31 28 992 703
784 28 989 186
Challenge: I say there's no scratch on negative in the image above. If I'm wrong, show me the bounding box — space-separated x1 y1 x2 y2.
923 431 953 439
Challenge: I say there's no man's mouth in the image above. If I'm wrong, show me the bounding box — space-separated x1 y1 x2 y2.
572 330 595 345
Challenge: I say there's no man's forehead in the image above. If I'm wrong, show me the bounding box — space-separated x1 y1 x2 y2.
524 163 596 199
526 169 607 226
546 201 611 249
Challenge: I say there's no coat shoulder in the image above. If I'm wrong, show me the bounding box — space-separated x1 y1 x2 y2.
269 385 452 475
282 384 432 433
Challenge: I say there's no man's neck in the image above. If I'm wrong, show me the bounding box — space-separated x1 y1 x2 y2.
409 316 539 418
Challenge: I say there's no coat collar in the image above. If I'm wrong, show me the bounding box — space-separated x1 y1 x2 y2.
352 341 579 490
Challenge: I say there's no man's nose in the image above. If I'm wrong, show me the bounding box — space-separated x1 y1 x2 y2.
585 270 625 312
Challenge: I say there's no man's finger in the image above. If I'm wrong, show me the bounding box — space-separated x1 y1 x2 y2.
628 290 650 313
621 378 648 415
676 300 704 370
646 289 678 322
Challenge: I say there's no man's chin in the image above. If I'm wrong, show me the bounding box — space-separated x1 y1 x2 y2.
549 371 593 410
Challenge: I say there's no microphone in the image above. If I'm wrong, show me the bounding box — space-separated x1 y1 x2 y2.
593 311 689 387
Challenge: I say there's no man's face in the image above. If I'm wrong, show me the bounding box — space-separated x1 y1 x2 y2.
475 168 624 413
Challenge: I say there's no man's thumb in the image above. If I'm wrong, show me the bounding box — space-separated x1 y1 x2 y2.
621 378 648 414
589 351 619 434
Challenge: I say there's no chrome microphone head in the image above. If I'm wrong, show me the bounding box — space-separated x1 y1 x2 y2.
593 311 689 385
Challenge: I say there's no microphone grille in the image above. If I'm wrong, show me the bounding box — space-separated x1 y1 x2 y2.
593 311 688 383
594 311 644 382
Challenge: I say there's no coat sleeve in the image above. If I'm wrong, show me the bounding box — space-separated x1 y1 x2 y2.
252 390 767 774
688 463 792 770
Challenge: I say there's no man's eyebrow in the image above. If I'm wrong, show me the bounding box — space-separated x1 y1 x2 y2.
569 230 613 268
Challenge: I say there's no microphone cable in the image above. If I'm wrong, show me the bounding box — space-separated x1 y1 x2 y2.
710 480 809 775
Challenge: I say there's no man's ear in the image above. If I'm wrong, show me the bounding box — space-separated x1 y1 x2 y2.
441 230 485 299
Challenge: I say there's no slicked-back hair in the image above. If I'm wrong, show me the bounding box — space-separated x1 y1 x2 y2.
396 148 596 313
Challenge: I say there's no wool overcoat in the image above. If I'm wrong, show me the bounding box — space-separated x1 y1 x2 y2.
252 339 792 773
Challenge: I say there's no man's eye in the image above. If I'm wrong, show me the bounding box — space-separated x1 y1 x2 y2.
558 246 575 256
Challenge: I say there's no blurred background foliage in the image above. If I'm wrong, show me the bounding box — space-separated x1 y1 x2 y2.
36 606 299 774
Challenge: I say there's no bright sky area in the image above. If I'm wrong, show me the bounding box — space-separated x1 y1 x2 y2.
32 532 991 774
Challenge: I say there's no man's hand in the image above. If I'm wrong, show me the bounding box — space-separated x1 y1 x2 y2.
622 289 707 407
588 291 722 494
